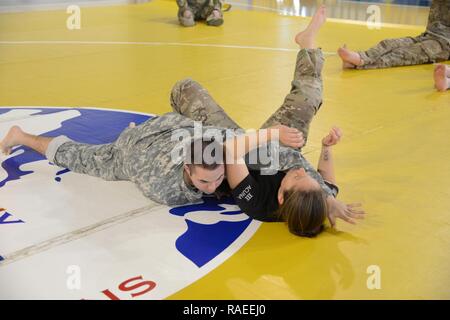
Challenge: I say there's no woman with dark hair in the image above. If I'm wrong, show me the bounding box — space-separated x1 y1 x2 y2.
224 125 355 238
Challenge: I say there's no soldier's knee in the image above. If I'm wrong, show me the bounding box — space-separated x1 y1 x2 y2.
170 78 204 111
173 77 202 96
172 78 198 94
170 78 192 107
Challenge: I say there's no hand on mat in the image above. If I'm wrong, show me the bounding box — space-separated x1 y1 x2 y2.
327 198 365 227
322 126 342 147
271 125 305 149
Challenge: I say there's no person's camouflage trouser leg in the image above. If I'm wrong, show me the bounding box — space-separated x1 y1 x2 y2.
45 118 159 182
170 78 241 130
46 137 127 181
357 0 450 69
357 33 450 69
260 48 324 145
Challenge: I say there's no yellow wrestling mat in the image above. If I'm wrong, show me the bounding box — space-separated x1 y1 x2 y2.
0 0 449 299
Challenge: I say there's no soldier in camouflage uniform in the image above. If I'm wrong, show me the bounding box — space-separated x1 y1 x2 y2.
0 48 333 207
176 0 224 27
338 0 450 69
0 6 338 207
0 110 336 206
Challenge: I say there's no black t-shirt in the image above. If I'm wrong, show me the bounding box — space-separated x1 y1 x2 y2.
231 170 339 222
231 170 286 222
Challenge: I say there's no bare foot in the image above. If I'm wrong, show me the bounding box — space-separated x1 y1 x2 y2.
0 126 24 155
128 122 136 128
179 8 195 27
337 45 362 69
206 9 223 26
183 9 193 19
211 9 221 19
434 64 450 92
295 5 326 49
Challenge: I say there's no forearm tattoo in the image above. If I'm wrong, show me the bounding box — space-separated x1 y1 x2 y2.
323 149 329 161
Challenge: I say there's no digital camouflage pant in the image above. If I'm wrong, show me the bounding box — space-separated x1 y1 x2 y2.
357 0 450 69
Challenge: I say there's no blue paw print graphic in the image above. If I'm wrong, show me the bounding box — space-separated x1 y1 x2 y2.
170 197 252 267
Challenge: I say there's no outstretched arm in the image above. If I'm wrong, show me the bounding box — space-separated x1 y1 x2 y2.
318 127 366 227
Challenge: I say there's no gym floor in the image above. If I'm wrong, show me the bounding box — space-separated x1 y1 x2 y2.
0 0 448 299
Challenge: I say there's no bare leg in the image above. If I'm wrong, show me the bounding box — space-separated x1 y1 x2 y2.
434 64 450 92
295 5 326 49
0 126 53 156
